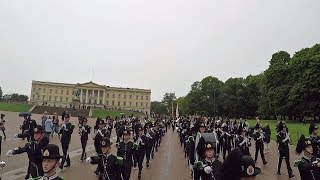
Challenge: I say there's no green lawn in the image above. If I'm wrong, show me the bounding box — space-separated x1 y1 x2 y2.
247 119 310 146
0 102 32 112
92 109 145 119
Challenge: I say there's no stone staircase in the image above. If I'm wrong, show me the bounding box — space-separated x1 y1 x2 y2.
31 106 90 117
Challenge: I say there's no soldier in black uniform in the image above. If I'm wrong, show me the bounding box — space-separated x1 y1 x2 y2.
79 118 91 161
253 124 267 165
294 135 320 180
221 125 232 160
235 127 251 156
87 137 122 180
7 125 49 179
59 114 75 169
309 123 320 158
117 129 134 180
144 125 154 168
276 122 295 178
133 127 147 179
41 144 64 180
221 148 261 180
193 141 222 180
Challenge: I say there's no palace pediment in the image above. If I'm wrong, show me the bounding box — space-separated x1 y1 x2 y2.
78 81 104 88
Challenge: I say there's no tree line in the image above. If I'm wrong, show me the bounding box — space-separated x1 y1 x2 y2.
0 87 29 102
151 44 320 121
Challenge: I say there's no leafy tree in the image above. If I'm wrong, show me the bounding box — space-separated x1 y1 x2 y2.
0 87 2 101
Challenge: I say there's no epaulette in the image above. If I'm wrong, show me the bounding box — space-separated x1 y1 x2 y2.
294 158 302 167
116 156 124 165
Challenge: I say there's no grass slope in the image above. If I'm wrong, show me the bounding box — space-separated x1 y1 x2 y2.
0 102 32 112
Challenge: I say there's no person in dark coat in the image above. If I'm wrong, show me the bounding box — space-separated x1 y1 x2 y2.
59 114 75 169
193 141 222 180
117 129 134 180
7 125 49 179
294 135 320 180
87 137 121 180
235 127 251 156
309 123 320 158
79 118 91 161
253 124 267 165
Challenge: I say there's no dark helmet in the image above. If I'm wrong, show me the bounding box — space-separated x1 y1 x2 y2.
296 135 312 154
309 123 318 134
42 144 63 159
100 137 112 147
34 125 44 133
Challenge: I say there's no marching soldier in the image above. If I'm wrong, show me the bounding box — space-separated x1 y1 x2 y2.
7 125 49 179
193 141 222 180
221 124 232 160
133 127 147 179
276 122 294 178
235 127 251 156
79 118 91 161
144 125 154 168
309 123 320 158
86 137 122 180
59 114 75 169
294 135 320 180
41 144 64 180
253 124 267 165
117 129 134 180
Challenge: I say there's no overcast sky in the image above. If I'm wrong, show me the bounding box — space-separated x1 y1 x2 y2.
0 1 319 101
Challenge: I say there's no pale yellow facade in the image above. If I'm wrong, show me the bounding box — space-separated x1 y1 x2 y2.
30 80 151 115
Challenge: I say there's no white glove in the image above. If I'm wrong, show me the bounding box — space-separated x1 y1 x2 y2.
85 157 92 164
14 134 19 138
189 164 193 170
204 166 213 174
6 150 14 157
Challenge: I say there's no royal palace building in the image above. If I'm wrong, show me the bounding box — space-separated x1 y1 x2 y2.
29 80 151 114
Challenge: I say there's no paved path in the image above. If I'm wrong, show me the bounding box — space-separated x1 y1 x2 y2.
0 110 303 179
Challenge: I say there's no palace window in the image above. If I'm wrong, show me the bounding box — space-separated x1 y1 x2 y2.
38 88 41 91
129 101 132 107
118 101 120 106
145 102 148 107
136 95 138 100
124 95 126 99
55 89 58 94
141 102 143 106
118 94 121 99
130 95 132 99
49 96 52 101
107 94 109 98
50 89 52 93
136 102 138 107
141 96 143 100
106 100 109 105
54 96 57 101
61 90 64 95
124 101 126 106
146 96 148 100
112 94 115 98
60 97 62 102
112 100 115 106
66 97 68 101
66 91 69 95
43 89 45 93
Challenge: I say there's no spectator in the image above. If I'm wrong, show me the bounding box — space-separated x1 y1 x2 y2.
41 111 48 126
52 112 60 138
44 116 54 138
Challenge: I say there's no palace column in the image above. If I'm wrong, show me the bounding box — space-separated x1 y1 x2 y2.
97 90 100 104
102 90 105 105
92 90 95 104
85 89 89 104
80 89 83 103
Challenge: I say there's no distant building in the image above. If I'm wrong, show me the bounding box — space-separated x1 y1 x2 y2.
30 80 151 115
